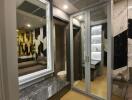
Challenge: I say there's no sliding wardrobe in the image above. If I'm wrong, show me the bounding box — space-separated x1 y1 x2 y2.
70 1 112 100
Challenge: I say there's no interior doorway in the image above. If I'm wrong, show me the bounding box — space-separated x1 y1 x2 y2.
53 18 70 81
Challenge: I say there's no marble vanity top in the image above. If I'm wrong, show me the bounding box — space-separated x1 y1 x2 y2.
19 77 69 100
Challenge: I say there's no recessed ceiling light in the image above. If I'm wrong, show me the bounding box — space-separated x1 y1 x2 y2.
78 16 83 20
26 24 31 28
63 5 68 9
128 6 132 9
16 29 19 32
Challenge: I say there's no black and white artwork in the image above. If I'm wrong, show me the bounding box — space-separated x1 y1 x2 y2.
16 0 48 76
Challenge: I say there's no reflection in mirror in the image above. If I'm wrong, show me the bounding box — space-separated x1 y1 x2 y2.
112 0 129 100
16 0 47 76
72 13 86 91
90 5 107 99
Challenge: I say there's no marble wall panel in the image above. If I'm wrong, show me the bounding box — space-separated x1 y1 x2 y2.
113 0 128 37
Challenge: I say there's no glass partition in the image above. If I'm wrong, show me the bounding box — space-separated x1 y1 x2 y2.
90 5 108 99
72 13 86 91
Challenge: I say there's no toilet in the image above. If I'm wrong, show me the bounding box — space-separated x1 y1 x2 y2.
57 64 67 80
57 70 67 80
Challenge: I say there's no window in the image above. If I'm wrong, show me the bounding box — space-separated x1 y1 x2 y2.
16 0 53 85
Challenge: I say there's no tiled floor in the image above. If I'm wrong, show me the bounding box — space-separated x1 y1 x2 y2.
61 90 92 100
73 67 107 99
61 90 125 100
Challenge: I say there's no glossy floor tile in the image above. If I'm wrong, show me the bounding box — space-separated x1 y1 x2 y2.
73 67 107 99
61 90 92 100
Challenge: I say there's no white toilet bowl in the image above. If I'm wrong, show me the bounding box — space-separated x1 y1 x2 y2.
57 71 67 80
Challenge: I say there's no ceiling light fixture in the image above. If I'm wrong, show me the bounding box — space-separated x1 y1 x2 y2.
128 6 132 9
78 16 83 20
63 5 68 9
16 29 19 32
26 24 31 28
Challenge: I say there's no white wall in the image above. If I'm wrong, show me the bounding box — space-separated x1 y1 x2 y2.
128 0 132 68
0 0 5 99
0 0 19 99
53 7 69 21
113 0 128 37
0 27 3 100
53 7 81 27
128 0 132 19
128 9 132 19
73 18 81 27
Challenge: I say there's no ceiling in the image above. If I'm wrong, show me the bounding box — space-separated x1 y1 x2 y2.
90 5 107 21
73 5 107 22
17 0 107 30
17 0 46 30
53 0 107 15
17 10 46 30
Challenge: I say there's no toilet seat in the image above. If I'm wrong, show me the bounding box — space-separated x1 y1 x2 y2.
57 71 66 76
57 71 67 80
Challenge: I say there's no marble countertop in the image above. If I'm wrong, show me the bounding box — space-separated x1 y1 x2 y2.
19 77 69 100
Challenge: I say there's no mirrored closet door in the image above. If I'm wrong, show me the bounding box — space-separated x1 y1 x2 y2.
70 12 87 92
90 4 108 99
70 2 110 100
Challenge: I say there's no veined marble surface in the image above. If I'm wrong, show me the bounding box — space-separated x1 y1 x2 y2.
19 77 69 100
113 0 128 37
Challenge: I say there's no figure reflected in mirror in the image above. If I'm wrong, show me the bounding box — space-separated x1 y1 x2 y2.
17 27 47 76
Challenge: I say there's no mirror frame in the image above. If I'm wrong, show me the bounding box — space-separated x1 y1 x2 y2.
18 0 54 85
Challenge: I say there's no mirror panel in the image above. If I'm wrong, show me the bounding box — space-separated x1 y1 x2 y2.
72 13 87 91
112 0 128 99
16 0 49 77
90 5 108 99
